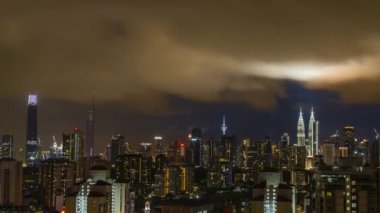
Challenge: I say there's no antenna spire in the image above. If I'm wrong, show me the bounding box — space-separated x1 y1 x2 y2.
221 114 227 136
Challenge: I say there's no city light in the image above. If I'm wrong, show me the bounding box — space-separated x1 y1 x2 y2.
28 94 38 105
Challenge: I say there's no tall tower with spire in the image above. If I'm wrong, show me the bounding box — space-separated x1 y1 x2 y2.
221 115 227 136
308 107 319 156
86 97 95 157
25 94 38 167
297 108 306 147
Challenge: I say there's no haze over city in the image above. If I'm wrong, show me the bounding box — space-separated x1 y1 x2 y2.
2 1 380 213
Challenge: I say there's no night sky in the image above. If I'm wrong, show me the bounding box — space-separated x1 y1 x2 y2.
1 1 380 153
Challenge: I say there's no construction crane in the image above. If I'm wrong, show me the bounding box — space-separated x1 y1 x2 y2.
331 130 339 138
374 128 380 140
52 135 58 148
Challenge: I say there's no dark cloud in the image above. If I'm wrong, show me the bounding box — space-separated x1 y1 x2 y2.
1 0 380 152
1 0 380 110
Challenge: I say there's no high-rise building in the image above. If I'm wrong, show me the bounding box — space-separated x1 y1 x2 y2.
1 134 13 159
251 181 296 213
110 134 126 162
238 138 250 171
86 97 95 157
62 128 85 162
0 159 22 207
370 137 380 168
191 128 202 167
153 136 164 159
111 181 133 213
50 137 63 159
314 169 378 213
65 167 112 213
322 143 336 166
220 135 236 162
220 135 237 186
159 164 193 197
288 145 307 169
307 108 319 156
25 94 38 166
115 154 152 186
39 158 76 212
167 140 186 163
279 133 290 169
343 126 355 156
207 138 219 165
297 108 306 147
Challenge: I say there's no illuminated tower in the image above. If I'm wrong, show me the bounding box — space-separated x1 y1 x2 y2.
221 115 227 136
86 97 95 157
308 108 319 156
25 94 38 167
297 108 306 147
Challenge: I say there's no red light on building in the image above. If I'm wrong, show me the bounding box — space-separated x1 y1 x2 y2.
180 143 185 147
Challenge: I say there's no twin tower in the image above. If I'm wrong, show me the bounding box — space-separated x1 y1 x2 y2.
297 108 319 156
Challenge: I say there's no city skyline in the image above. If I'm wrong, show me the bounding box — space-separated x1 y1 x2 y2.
1 1 380 212
1 90 380 154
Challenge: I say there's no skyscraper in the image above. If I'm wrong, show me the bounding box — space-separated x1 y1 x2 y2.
25 94 38 167
297 108 305 147
110 134 126 162
191 128 202 167
307 108 319 156
343 126 355 156
1 134 13 159
86 97 95 157
153 136 163 158
62 128 85 162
